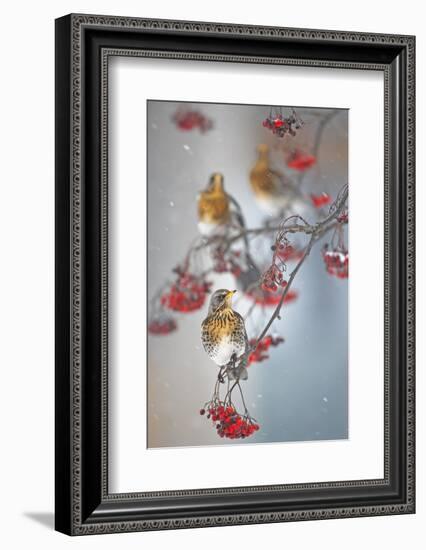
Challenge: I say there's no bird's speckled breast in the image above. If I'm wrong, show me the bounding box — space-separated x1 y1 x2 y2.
201 308 247 365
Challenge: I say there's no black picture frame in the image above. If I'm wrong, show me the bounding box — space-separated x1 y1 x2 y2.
55 14 415 535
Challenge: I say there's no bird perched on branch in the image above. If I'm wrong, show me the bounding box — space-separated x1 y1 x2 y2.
197 173 231 236
249 144 303 217
201 289 248 380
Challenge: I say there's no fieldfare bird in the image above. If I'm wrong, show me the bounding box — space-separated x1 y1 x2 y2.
197 173 231 236
201 289 249 379
249 144 302 217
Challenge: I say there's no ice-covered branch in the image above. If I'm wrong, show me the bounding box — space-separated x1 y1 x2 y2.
235 183 348 369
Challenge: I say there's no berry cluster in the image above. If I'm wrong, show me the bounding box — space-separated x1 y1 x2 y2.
261 264 288 293
287 150 316 172
161 270 212 313
148 316 177 336
172 108 213 133
259 239 302 303
211 248 242 277
262 109 303 138
246 287 298 307
337 211 349 224
276 244 305 263
322 244 349 279
310 192 331 208
200 403 259 439
248 335 285 365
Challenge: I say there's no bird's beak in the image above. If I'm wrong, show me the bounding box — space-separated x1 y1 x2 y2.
226 290 237 302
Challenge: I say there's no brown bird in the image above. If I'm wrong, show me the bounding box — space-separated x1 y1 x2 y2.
249 144 301 216
201 289 248 377
197 173 231 236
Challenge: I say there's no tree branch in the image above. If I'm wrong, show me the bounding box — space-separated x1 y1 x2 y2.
235 183 348 369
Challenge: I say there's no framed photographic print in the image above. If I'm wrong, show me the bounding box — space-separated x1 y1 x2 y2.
55 14 415 535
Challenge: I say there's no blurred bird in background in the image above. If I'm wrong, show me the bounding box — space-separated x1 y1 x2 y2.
196 173 261 295
249 144 305 217
201 289 249 380
197 173 231 236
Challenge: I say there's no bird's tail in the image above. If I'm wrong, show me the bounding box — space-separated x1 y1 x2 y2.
228 365 248 381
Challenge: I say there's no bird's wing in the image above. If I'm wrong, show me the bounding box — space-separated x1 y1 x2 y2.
201 316 209 331
257 168 293 198
227 193 246 228
197 193 207 215
234 311 249 349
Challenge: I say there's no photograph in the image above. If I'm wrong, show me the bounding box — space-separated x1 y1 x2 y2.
147 100 349 448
